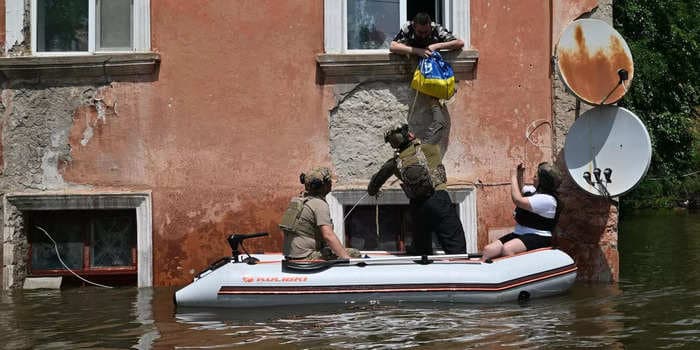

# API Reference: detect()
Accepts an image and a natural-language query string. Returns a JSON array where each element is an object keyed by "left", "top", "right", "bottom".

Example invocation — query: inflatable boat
[{"left": 175, "top": 233, "right": 577, "bottom": 308}]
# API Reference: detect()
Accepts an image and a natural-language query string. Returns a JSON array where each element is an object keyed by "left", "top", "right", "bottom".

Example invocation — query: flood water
[{"left": 1, "top": 209, "right": 699, "bottom": 349}]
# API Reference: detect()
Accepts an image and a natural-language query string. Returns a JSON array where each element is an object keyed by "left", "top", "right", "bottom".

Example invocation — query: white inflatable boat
[{"left": 175, "top": 233, "right": 577, "bottom": 308}]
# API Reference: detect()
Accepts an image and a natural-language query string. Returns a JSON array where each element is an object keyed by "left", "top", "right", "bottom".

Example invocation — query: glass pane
[
  {"left": 36, "top": 0, "right": 89, "bottom": 52},
  {"left": 346, "top": 0, "right": 399, "bottom": 50},
  {"left": 91, "top": 211, "right": 135, "bottom": 267},
  {"left": 98, "top": 0, "right": 133, "bottom": 50},
  {"left": 30, "top": 218, "right": 84, "bottom": 270}
]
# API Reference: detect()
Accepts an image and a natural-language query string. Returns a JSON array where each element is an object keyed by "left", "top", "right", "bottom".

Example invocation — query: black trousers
[{"left": 410, "top": 190, "right": 467, "bottom": 255}]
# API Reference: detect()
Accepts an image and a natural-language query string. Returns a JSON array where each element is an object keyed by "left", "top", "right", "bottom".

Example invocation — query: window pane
[
  {"left": 30, "top": 218, "right": 84, "bottom": 270},
  {"left": 91, "top": 211, "right": 136, "bottom": 267},
  {"left": 36, "top": 0, "right": 88, "bottom": 52},
  {"left": 346, "top": 0, "right": 399, "bottom": 50},
  {"left": 98, "top": 0, "right": 133, "bottom": 50}
]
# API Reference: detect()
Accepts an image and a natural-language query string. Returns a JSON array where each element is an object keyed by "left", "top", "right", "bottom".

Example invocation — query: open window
[
  {"left": 324, "top": 0, "right": 470, "bottom": 54},
  {"left": 327, "top": 188, "right": 477, "bottom": 253}
]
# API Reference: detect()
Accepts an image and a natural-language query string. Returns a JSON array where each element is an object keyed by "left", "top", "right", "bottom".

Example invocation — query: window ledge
[
  {"left": 0, "top": 52, "right": 160, "bottom": 81},
  {"left": 317, "top": 49, "right": 478, "bottom": 84}
]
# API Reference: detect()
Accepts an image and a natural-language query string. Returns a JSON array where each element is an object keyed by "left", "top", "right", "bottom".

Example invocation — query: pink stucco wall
[{"left": 53, "top": 0, "right": 613, "bottom": 286}]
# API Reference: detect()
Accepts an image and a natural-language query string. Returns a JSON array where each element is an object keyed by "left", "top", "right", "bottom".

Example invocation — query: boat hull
[{"left": 175, "top": 249, "right": 577, "bottom": 308}]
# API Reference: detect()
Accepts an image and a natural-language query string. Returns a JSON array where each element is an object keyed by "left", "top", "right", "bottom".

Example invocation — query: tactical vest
[
  {"left": 514, "top": 192, "right": 559, "bottom": 231},
  {"left": 279, "top": 196, "right": 323, "bottom": 249},
  {"left": 396, "top": 142, "right": 446, "bottom": 200}
]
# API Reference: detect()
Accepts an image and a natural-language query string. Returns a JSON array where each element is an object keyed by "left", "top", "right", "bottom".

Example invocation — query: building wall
[{"left": 0, "top": 0, "right": 618, "bottom": 287}]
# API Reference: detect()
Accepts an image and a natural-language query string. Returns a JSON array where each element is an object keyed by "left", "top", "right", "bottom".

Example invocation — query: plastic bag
[{"left": 410, "top": 51, "right": 455, "bottom": 100}]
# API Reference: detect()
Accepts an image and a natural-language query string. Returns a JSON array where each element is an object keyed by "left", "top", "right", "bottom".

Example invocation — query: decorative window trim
[
  {"left": 4, "top": 0, "right": 150, "bottom": 55},
  {"left": 2, "top": 192, "right": 152, "bottom": 289},
  {"left": 29, "top": 0, "right": 151, "bottom": 55},
  {"left": 324, "top": 0, "right": 470, "bottom": 54},
  {"left": 326, "top": 188, "right": 477, "bottom": 253}
]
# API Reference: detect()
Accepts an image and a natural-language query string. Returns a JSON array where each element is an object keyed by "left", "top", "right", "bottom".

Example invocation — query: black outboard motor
[
  {"left": 228, "top": 232, "right": 269, "bottom": 263},
  {"left": 193, "top": 232, "right": 269, "bottom": 280}
]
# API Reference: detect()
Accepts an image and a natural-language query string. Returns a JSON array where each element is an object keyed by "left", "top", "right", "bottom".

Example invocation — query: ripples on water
[{"left": 0, "top": 210, "right": 698, "bottom": 349}]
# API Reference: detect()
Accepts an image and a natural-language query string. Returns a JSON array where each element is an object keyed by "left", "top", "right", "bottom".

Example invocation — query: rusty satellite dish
[
  {"left": 555, "top": 19, "right": 634, "bottom": 105},
  {"left": 564, "top": 106, "right": 651, "bottom": 197}
]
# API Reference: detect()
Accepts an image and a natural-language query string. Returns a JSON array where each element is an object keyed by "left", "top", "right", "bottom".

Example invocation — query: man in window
[
  {"left": 390, "top": 12, "right": 464, "bottom": 58},
  {"left": 390, "top": 12, "right": 464, "bottom": 159}
]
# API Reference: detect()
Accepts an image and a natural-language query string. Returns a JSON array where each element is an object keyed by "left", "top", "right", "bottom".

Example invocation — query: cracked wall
[{"left": 552, "top": 0, "right": 619, "bottom": 281}]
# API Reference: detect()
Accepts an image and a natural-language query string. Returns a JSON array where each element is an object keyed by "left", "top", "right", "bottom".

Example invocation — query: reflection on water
[{"left": 0, "top": 210, "right": 699, "bottom": 349}]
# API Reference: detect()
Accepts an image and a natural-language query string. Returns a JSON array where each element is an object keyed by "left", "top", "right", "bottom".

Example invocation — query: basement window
[
  {"left": 3, "top": 193, "right": 152, "bottom": 289},
  {"left": 27, "top": 209, "right": 137, "bottom": 278},
  {"left": 327, "top": 188, "right": 477, "bottom": 253}
]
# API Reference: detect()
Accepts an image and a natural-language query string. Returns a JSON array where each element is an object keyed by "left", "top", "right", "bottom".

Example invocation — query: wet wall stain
[
  {"left": 155, "top": 191, "right": 288, "bottom": 286},
  {"left": 558, "top": 25, "right": 634, "bottom": 105}
]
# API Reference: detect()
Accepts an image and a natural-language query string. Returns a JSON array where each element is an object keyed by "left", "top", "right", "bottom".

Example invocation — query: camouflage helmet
[
  {"left": 537, "top": 162, "right": 562, "bottom": 193},
  {"left": 300, "top": 167, "right": 332, "bottom": 193},
  {"left": 384, "top": 123, "right": 411, "bottom": 149}
]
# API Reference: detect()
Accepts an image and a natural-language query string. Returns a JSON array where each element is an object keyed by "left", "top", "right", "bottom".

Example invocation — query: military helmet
[
  {"left": 384, "top": 123, "right": 411, "bottom": 149},
  {"left": 300, "top": 166, "right": 332, "bottom": 193}
]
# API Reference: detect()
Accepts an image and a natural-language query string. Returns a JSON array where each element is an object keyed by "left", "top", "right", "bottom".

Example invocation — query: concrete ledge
[
  {"left": 317, "top": 49, "right": 478, "bottom": 84},
  {"left": 0, "top": 52, "right": 160, "bottom": 82},
  {"left": 23, "top": 277, "right": 62, "bottom": 290}
]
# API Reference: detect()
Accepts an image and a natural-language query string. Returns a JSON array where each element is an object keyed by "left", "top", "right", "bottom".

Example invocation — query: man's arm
[
  {"left": 390, "top": 41, "right": 432, "bottom": 57},
  {"left": 320, "top": 225, "right": 351, "bottom": 259},
  {"left": 368, "top": 158, "right": 398, "bottom": 196},
  {"left": 427, "top": 38, "right": 464, "bottom": 52}
]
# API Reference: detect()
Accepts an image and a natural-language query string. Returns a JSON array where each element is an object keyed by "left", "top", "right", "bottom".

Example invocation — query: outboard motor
[{"left": 227, "top": 232, "right": 269, "bottom": 263}]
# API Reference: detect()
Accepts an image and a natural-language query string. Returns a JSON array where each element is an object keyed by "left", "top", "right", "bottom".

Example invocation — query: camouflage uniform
[
  {"left": 281, "top": 167, "right": 361, "bottom": 260},
  {"left": 369, "top": 135, "right": 466, "bottom": 255}
]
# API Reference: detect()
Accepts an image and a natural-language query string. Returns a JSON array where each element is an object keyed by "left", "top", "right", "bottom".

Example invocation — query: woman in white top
[{"left": 482, "top": 162, "right": 562, "bottom": 261}]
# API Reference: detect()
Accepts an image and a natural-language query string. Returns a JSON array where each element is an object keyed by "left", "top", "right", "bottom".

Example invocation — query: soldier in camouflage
[
  {"left": 367, "top": 124, "right": 467, "bottom": 255},
  {"left": 280, "top": 167, "right": 362, "bottom": 260}
]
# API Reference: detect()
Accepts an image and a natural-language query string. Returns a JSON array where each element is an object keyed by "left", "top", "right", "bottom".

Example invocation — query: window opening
[
  {"left": 343, "top": 204, "right": 455, "bottom": 252},
  {"left": 407, "top": 0, "right": 440, "bottom": 24},
  {"left": 36, "top": 0, "right": 89, "bottom": 52},
  {"left": 31, "top": 0, "right": 148, "bottom": 54},
  {"left": 27, "top": 209, "right": 137, "bottom": 279}
]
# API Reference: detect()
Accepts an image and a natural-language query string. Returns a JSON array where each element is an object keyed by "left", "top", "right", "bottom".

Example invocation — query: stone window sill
[
  {"left": 0, "top": 53, "right": 160, "bottom": 81},
  {"left": 317, "top": 49, "right": 478, "bottom": 84}
]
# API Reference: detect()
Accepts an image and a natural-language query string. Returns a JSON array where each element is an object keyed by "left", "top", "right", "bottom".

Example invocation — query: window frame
[
  {"left": 3, "top": 192, "right": 153, "bottom": 289},
  {"left": 27, "top": 209, "right": 138, "bottom": 276},
  {"left": 324, "top": 0, "right": 470, "bottom": 54},
  {"left": 29, "top": 0, "right": 151, "bottom": 56},
  {"left": 327, "top": 188, "right": 478, "bottom": 253}
]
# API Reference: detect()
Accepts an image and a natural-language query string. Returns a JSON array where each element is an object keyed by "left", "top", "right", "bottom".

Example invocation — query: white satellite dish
[
  {"left": 564, "top": 106, "right": 651, "bottom": 197},
  {"left": 555, "top": 19, "right": 634, "bottom": 105}
]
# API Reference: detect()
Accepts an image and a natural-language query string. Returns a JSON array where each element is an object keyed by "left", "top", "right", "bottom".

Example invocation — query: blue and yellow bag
[{"left": 410, "top": 52, "right": 455, "bottom": 100}]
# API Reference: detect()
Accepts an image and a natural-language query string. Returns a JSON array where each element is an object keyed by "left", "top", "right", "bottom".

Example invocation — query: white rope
[
  {"left": 36, "top": 226, "right": 114, "bottom": 289},
  {"left": 343, "top": 193, "right": 369, "bottom": 221}
]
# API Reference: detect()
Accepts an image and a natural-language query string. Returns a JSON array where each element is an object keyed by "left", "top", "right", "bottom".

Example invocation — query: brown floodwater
[{"left": 1, "top": 209, "right": 699, "bottom": 349}]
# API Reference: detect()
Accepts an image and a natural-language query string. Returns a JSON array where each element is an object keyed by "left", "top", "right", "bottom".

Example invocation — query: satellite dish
[
  {"left": 555, "top": 19, "right": 634, "bottom": 105},
  {"left": 564, "top": 106, "right": 651, "bottom": 197}
]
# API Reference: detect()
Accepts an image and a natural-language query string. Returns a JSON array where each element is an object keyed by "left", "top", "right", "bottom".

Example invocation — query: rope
[
  {"left": 343, "top": 193, "right": 369, "bottom": 221},
  {"left": 35, "top": 226, "right": 114, "bottom": 289}
]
